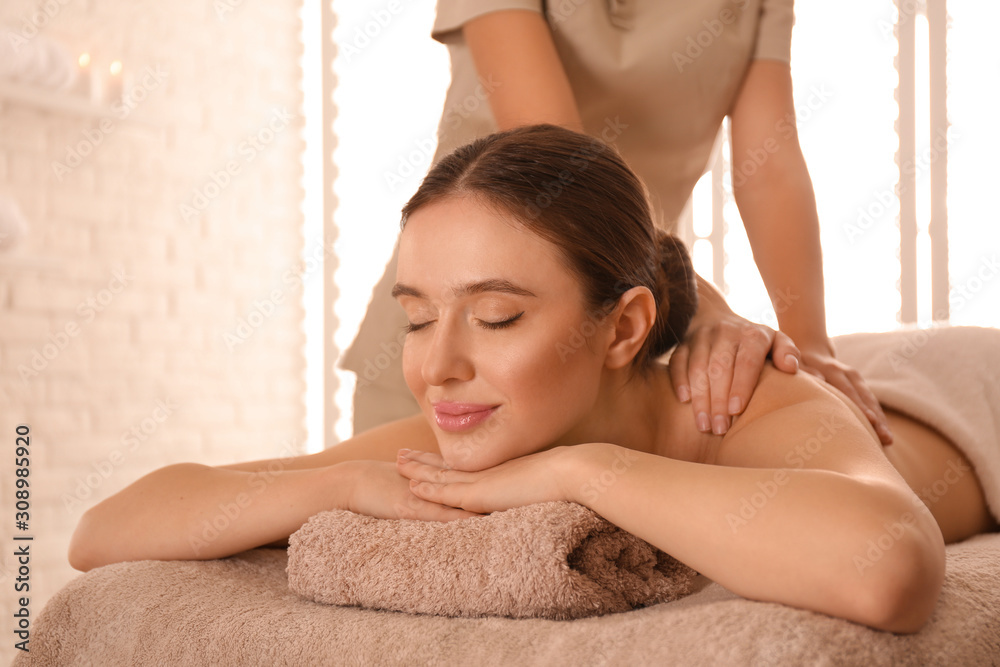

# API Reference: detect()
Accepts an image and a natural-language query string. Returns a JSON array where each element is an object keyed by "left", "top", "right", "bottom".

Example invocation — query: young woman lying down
[{"left": 69, "top": 125, "right": 997, "bottom": 634}]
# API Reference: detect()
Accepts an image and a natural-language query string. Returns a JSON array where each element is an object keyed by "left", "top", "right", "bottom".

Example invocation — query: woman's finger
[
  {"left": 397, "top": 449, "right": 446, "bottom": 467},
  {"left": 409, "top": 478, "right": 478, "bottom": 513},
  {"left": 397, "top": 491, "right": 480, "bottom": 521},
  {"left": 396, "top": 454, "right": 468, "bottom": 484},
  {"left": 419, "top": 497, "right": 482, "bottom": 521}
]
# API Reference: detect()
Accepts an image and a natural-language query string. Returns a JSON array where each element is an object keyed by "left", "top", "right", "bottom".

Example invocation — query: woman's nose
[{"left": 421, "top": 319, "right": 474, "bottom": 386}]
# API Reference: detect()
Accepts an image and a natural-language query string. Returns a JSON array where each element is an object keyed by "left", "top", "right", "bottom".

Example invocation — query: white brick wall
[{"left": 0, "top": 1, "right": 307, "bottom": 662}]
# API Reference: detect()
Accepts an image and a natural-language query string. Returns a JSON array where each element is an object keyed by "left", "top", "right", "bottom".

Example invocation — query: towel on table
[
  {"left": 834, "top": 325, "right": 1000, "bottom": 523},
  {"left": 286, "top": 500, "right": 697, "bottom": 620}
]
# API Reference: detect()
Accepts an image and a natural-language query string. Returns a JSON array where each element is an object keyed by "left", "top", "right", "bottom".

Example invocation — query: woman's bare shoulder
[
  {"left": 715, "top": 364, "right": 899, "bottom": 482},
  {"left": 217, "top": 414, "right": 439, "bottom": 473}
]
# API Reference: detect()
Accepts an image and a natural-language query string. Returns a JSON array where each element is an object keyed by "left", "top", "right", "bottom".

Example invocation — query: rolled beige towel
[{"left": 286, "top": 501, "right": 697, "bottom": 620}]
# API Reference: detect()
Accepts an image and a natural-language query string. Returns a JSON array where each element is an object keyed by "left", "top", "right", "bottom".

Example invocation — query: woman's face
[{"left": 394, "top": 196, "right": 611, "bottom": 471}]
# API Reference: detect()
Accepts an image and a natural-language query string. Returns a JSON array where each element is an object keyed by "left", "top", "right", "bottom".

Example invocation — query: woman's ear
[{"left": 604, "top": 286, "right": 656, "bottom": 370}]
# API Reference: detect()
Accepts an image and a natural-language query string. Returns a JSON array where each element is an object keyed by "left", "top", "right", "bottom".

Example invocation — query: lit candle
[
  {"left": 74, "top": 53, "right": 92, "bottom": 100},
  {"left": 88, "top": 54, "right": 105, "bottom": 106},
  {"left": 106, "top": 59, "right": 123, "bottom": 103}
]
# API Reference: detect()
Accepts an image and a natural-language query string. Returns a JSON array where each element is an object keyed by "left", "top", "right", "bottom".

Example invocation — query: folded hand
[
  {"left": 342, "top": 459, "right": 479, "bottom": 522},
  {"left": 396, "top": 447, "right": 571, "bottom": 515}
]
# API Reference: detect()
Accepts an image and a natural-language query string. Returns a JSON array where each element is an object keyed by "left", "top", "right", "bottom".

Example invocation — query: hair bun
[{"left": 649, "top": 232, "right": 698, "bottom": 358}]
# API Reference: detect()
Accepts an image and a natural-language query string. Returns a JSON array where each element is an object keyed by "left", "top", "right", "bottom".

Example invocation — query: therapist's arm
[
  {"left": 463, "top": 9, "right": 582, "bottom": 131},
  {"left": 727, "top": 59, "right": 892, "bottom": 444}
]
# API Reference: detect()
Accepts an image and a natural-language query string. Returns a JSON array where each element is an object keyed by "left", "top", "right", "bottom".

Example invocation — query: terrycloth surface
[
  {"left": 834, "top": 326, "right": 1000, "bottom": 522},
  {"left": 287, "top": 501, "right": 698, "bottom": 620},
  {"left": 14, "top": 535, "right": 1000, "bottom": 666}
]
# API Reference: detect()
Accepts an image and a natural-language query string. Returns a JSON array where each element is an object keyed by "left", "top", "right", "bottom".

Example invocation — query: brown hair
[{"left": 400, "top": 124, "right": 697, "bottom": 368}]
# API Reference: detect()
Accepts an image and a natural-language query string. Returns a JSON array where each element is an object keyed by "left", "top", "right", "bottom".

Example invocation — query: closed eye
[
  {"left": 404, "top": 320, "right": 433, "bottom": 334},
  {"left": 479, "top": 312, "right": 524, "bottom": 330}
]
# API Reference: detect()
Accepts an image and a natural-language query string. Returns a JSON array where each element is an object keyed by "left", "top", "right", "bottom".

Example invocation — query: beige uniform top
[
  {"left": 343, "top": 0, "right": 796, "bottom": 433},
  {"left": 431, "top": 0, "right": 795, "bottom": 230}
]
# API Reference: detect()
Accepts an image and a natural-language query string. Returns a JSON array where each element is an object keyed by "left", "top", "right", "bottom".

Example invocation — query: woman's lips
[{"left": 432, "top": 402, "right": 498, "bottom": 432}]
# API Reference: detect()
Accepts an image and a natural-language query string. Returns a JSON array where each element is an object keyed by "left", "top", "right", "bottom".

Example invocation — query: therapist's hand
[
  {"left": 797, "top": 344, "right": 894, "bottom": 445},
  {"left": 669, "top": 312, "right": 800, "bottom": 436}
]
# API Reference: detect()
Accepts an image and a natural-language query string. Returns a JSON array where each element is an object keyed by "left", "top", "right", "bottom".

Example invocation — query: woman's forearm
[
  {"left": 566, "top": 443, "right": 944, "bottom": 632},
  {"left": 69, "top": 462, "right": 349, "bottom": 571}
]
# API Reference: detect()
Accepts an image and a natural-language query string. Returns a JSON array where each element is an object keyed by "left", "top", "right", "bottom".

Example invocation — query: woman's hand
[
  {"left": 669, "top": 311, "right": 800, "bottom": 436},
  {"left": 342, "top": 459, "right": 480, "bottom": 522},
  {"left": 395, "top": 447, "right": 572, "bottom": 514},
  {"left": 797, "top": 344, "right": 893, "bottom": 445}
]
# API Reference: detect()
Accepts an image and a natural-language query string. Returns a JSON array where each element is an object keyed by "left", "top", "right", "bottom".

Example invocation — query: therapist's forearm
[
  {"left": 686, "top": 272, "right": 734, "bottom": 330},
  {"left": 734, "top": 159, "right": 830, "bottom": 352}
]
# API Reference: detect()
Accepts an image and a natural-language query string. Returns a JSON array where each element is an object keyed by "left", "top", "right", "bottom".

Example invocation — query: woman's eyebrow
[
  {"left": 460, "top": 279, "right": 537, "bottom": 298},
  {"left": 391, "top": 283, "right": 422, "bottom": 299},
  {"left": 391, "top": 279, "right": 537, "bottom": 300}
]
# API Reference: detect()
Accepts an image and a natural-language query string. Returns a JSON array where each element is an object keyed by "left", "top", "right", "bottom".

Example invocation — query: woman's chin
[
  {"left": 438, "top": 442, "right": 511, "bottom": 472},
  {"left": 440, "top": 450, "right": 493, "bottom": 472}
]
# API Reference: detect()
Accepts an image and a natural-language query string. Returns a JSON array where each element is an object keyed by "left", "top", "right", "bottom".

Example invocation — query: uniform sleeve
[
  {"left": 752, "top": 0, "right": 795, "bottom": 62},
  {"left": 432, "top": 0, "right": 544, "bottom": 44}
]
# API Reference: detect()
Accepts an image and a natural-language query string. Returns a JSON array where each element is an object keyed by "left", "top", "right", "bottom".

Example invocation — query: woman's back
[{"left": 710, "top": 363, "right": 995, "bottom": 543}]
